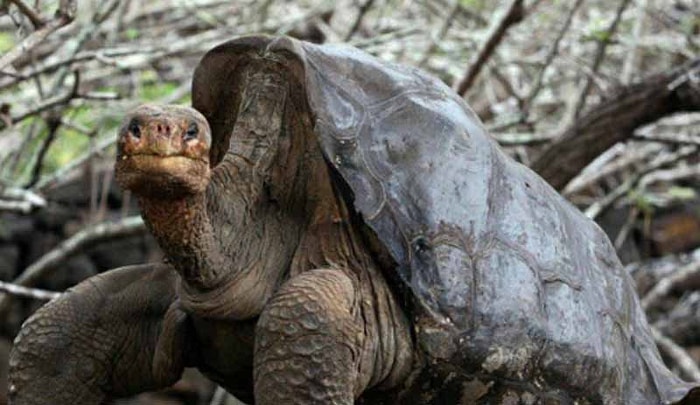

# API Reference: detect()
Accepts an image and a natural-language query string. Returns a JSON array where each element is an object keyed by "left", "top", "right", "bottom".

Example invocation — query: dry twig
[
  {"left": 418, "top": 0, "right": 461, "bottom": 68},
  {"left": 0, "top": 0, "right": 76, "bottom": 73},
  {"left": 642, "top": 260, "right": 700, "bottom": 311},
  {"left": 570, "top": 0, "right": 632, "bottom": 119},
  {"left": 6, "top": 0, "right": 45, "bottom": 29},
  {"left": 532, "top": 57, "right": 700, "bottom": 191},
  {"left": 0, "top": 216, "right": 146, "bottom": 316},
  {"left": 651, "top": 326, "right": 700, "bottom": 382},
  {"left": 0, "top": 281, "right": 60, "bottom": 301},
  {"left": 522, "top": 0, "right": 584, "bottom": 119},
  {"left": 453, "top": 0, "right": 525, "bottom": 96},
  {"left": 344, "top": 0, "right": 375, "bottom": 41},
  {"left": 584, "top": 146, "right": 697, "bottom": 219}
]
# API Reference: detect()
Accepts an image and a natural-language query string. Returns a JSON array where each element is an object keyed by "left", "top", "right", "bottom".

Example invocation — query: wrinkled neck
[{"left": 138, "top": 193, "right": 225, "bottom": 290}]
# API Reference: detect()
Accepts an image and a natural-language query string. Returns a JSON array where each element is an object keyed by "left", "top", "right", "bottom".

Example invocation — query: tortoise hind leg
[
  {"left": 8, "top": 264, "right": 189, "bottom": 404},
  {"left": 254, "top": 269, "right": 362, "bottom": 404}
]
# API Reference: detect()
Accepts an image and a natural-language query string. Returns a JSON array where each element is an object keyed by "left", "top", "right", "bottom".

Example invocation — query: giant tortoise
[{"left": 8, "top": 35, "right": 700, "bottom": 404}]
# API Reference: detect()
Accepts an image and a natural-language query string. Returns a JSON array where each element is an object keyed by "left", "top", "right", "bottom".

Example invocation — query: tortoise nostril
[{"left": 155, "top": 124, "right": 171, "bottom": 136}]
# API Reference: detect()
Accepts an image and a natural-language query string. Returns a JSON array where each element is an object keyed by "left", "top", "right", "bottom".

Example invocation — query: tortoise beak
[{"left": 144, "top": 120, "right": 180, "bottom": 156}]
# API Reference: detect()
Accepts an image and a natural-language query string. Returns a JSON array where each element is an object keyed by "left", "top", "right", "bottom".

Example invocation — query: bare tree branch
[
  {"left": 642, "top": 260, "right": 700, "bottom": 311},
  {"left": 522, "top": 0, "right": 585, "bottom": 118},
  {"left": 570, "top": 0, "right": 632, "bottom": 119},
  {"left": 633, "top": 131, "right": 700, "bottom": 147},
  {"left": 584, "top": 146, "right": 697, "bottom": 219},
  {"left": 453, "top": 0, "right": 525, "bottom": 97},
  {"left": 1, "top": 70, "right": 80, "bottom": 129},
  {"left": 34, "top": 136, "right": 115, "bottom": 192},
  {"left": 418, "top": 0, "right": 461, "bottom": 68},
  {"left": 531, "top": 57, "right": 700, "bottom": 190},
  {"left": 344, "top": 0, "right": 375, "bottom": 41},
  {"left": 620, "top": 0, "right": 648, "bottom": 84},
  {"left": 0, "top": 281, "right": 60, "bottom": 301},
  {"left": 210, "top": 387, "right": 228, "bottom": 405},
  {"left": 25, "top": 115, "right": 62, "bottom": 189},
  {"left": 0, "top": 215, "right": 146, "bottom": 316},
  {"left": 651, "top": 326, "right": 700, "bottom": 382},
  {"left": 7, "top": 0, "right": 46, "bottom": 29},
  {"left": 0, "top": 0, "right": 76, "bottom": 73}
]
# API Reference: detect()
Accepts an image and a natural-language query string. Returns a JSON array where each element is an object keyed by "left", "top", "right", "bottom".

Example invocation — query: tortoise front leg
[
  {"left": 254, "top": 269, "right": 363, "bottom": 404},
  {"left": 8, "top": 264, "right": 189, "bottom": 404}
]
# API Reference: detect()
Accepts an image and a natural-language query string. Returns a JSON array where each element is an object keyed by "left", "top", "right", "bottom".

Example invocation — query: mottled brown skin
[{"left": 8, "top": 64, "right": 413, "bottom": 404}]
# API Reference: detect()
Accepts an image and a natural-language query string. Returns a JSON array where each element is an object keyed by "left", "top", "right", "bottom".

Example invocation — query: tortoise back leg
[
  {"left": 8, "top": 264, "right": 190, "bottom": 404},
  {"left": 254, "top": 269, "right": 362, "bottom": 404}
]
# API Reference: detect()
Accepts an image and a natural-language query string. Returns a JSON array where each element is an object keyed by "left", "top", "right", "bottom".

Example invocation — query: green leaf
[
  {"left": 667, "top": 186, "right": 697, "bottom": 200},
  {"left": 0, "top": 32, "right": 15, "bottom": 53},
  {"left": 125, "top": 28, "right": 140, "bottom": 40}
]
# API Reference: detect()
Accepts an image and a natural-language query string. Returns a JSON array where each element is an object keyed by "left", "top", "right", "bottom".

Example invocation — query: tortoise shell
[{"left": 192, "top": 36, "right": 698, "bottom": 404}]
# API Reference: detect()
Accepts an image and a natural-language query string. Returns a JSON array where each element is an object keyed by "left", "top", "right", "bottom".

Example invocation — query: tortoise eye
[
  {"left": 128, "top": 118, "right": 140, "bottom": 139},
  {"left": 184, "top": 122, "right": 198, "bottom": 141}
]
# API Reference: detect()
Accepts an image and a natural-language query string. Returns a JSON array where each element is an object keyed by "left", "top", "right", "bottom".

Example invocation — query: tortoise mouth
[
  {"left": 120, "top": 153, "right": 208, "bottom": 165},
  {"left": 116, "top": 154, "right": 210, "bottom": 198}
]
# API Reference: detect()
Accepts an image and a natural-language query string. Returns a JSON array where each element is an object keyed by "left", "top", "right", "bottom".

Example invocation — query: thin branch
[
  {"left": 639, "top": 164, "right": 700, "bottom": 188},
  {"left": 651, "top": 326, "right": 700, "bottom": 382},
  {"left": 667, "top": 63, "right": 700, "bottom": 91},
  {"left": 633, "top": 132, "right": 700, "bottom": 147},
  {"left": 0, "top": 186, "right": 47, "bottom": 213},
  {"left": 210, "top": 387, "right": 228, "bottom": 405},
  {"left": 532, "top": 57, "right": 700, "bottom": 191},
  {"left": 77, "top": 91, "right": 120, "bottom": 100},
  {"left": 0, "top": 215, "right": 146, "bottom": 316},
  {"left": 1, "top": 70, "right": 80, "bottom": 129},
  {"left": 0, "top": 281, "right": 60, "bottom": 301},
  {"left": 584, "top": 146, "right": 697, "bottom": 219},
  {"left": 0, "top": 0, "right": 76, "bottom": 72},
  {"left": 613, "top": 206, "right": 638, "bottom": 250},
  {"left": 2, "top": 187, "right": 46, "bottom": 205},
  {"left": 418, "top": 0, "right": 461, "bottom": 68},
  {"left": 489, "top": 63, "right": 523, "bottom": 107},
  {"left": 620, "top": 0, "right": 648, "bottom": 84},
  {"left": 344, "top": 0, "right": 375, "bottom": 41},
  {"left": 96, "top": 165, "right": 113, "bottom": 222},
  {"left": 351, "top": 26, "right": 421, "bottom": 50},
  {"left": 453, "top": 0, "right": 525, "bottom": 97},
  {"left": 571, "top": 0, "right": 632, "bottom": 119},
  {"left": 48, "top": 0, "right": 119, "bottom": 97},
  {"left": 522, "top": 0, "right": 584, "bottom": 118},
  {"left": 583, "top": 175, "right": 634, "bottom": 220},
  {"left": 0, "top": 47, "right": 155, "bottom": 91},
  {"left": 60, "top": 117, "right": 95, "bottom": 136},
  {"left": 25, "top": 115, "right": 62, "bottom": 188},
  {"left": 7, "top": 0, "right": 46, "bottom": 29},
  {"left": 0, "top": 199, "right": 40, "bottom": 214},
  {"left": 642, "top": 259, "right": 700, "bottom": 311},
  {"left": 34, "top": 136, "right": 116, "bottom": 192},
  {"left": 563, "top": 143, "right": 659, "bottom": 196},
  {"left": 491, "top": 132, "right": 554, "bottom": 146}
]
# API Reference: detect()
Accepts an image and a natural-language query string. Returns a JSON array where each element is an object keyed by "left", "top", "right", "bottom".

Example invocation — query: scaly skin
[
  {"left": 9, "top": 61, "right": 413, "bottom": 404},
  {"left": 8, "top": 264, "right": 186, "bottom": 404}
]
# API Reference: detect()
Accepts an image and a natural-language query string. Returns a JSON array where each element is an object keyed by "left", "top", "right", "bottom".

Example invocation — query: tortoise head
[{"left": 115, "top": 104, "right": 212, "bottom": 199}]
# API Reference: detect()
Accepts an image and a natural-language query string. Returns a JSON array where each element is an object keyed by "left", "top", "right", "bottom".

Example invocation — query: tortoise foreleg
[
  {"left": 8, "top": 264, "right": 189, "bottom": 404},
  {"left": 254, "top": 269, "right": 362, "bottom": 404}
]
